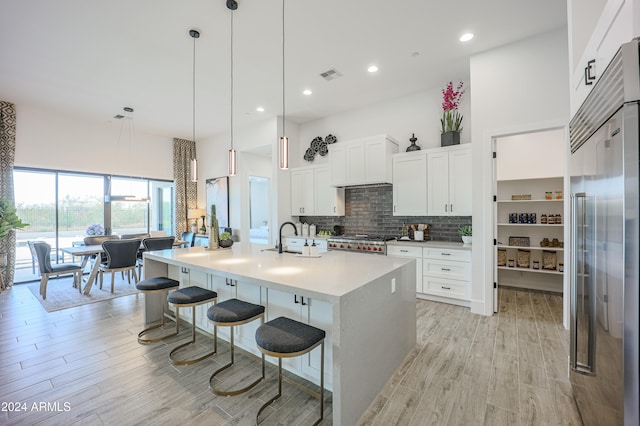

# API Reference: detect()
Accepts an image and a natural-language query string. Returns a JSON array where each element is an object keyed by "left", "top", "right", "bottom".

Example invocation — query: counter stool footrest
[{"left": 169, "top": 304, "right": 217, "bottom": 365}]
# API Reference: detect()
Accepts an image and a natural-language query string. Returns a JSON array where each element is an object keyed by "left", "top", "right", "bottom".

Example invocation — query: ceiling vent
[{"left": 320, "top": 68, "right": 342, "bottom": 81}]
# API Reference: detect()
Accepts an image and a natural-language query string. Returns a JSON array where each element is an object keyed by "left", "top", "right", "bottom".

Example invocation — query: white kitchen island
[{"left": 143, "top": 244, "right": 416, "bottom": 426}]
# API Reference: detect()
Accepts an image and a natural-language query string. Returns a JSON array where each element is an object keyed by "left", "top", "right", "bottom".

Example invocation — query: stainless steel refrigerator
[{"left": 569, "top": 39, "right": 639, "bottom": 425}]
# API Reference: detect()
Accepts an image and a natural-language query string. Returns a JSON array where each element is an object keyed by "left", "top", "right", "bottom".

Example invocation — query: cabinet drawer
[
  {"left": 423, "top": 277, "right": 469, "bottom": 300},
  {"left": 423, "top": 248, "right": 471, "bottom": 262},
  {"left": 423, "top": 259, "right": 471, "bottom": 281},
  {"left": 387, "top": 245, "right": 422, "bottom": 258}
]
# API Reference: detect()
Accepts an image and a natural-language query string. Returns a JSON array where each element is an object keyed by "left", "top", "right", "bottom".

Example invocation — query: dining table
[{"left": 60, "top": 240, "right": 187, "bottom": 295}]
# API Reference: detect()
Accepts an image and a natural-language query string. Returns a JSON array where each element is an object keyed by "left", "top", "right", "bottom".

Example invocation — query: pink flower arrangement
[{"left": 440, "top": 81, "right": 465, "bottom": 134}]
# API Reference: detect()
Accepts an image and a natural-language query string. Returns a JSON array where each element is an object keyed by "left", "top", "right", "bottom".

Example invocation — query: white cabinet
[
  {"left": 291, "top": 165, "right": 344, "bottom": 216},
  {"left": 392, "top": 152, "right": 427, "bottom": 216},
  {"left": 427, "top": 145, "right": 472, "bottom": 216},
  {"left": 496, "top": 177, "right": 565, "bottom": 292},
  {"left": 291, "top": 167, "right": 315, "bottom": 215},
  {"left": 329, "top": 134, "right": 399, "bottom": 186},
  {"left": 568, "top": 0, "right": 640, "bottom": 116},
  {"left": 387, "top": 244, "right": 423, "bottom": 293},
  {"left": 265, "top": 287, "right": 333, "bottom": 388},
  {"left": 422, "top": 248, "right": 471, "bottom": 302},
  {"left": 314, "top": 166, "right": 345, "bottom": 216}
]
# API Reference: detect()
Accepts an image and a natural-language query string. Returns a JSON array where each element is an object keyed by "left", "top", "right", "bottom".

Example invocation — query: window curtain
[
  {"left": 173, "top": 138, "right": 198, "bottom": 238},
  {"left": 0, "top": 101, "right": 17, "bottom": 290}
]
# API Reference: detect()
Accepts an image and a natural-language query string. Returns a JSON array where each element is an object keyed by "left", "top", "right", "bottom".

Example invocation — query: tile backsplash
[{"left": 300, "top": 185, "right": 471, "bottom": 242}]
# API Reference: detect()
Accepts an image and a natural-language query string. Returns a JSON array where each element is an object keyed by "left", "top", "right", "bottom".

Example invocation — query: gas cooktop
[{"left": 327, "top": 235, "right": 394, "bottom": 254}]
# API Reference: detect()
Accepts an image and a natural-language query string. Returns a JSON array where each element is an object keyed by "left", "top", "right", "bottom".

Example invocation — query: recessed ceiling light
[
  {"left": 256, "top": 106, "right": 264, "bottom": 112},
  {"left": 411, "top": 52, "right": 420, "bottom": 57},
  {"left": 367, "top": 65, "right": 379, "bottom": 73},
  {"left": 459, "top": 33, "right": 474, "bottom": 42},
  {"left": 303, "top": 89, "right": 312, "bottom": 96}
]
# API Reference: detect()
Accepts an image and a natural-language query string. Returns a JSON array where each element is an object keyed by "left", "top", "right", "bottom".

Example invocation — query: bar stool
[
  {"left": 206, "top": 298, "right": 266, "bottom": 396},
  {"left": 255, "top": 316, "right": 326, "bottom": 425},
  {"left": 167, "top": 286, "right": 218, "bottom": 365},
  {"left": 135, "top": 277, "right": 180, "bottom": 344}
]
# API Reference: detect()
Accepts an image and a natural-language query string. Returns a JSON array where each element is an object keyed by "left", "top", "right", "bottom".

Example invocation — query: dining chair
[
  {"left": 27, "top": 240, "right": 39, "bottom": 274},
  {"left": 137, "top": 236, "right": 176, "bottom": 278},
  {"left": 120, "top": 233, "right": 150, "bottom": 240},
  {"left": 32, "top": 241, "right": 83, "bottom": 299},
  {"left": 99, "top": 239, "right": 142, "bottom": 293},
  {"left": 83, "top": 235, "right": 119, "bottom": 265},
  {"left": 180, "top": 231, "right": 195, "bottom": 248}
]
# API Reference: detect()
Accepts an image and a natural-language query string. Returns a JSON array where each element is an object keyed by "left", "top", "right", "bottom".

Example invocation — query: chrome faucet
[{"left": 278, "top": 221, "right": 298, "bottom": 253}]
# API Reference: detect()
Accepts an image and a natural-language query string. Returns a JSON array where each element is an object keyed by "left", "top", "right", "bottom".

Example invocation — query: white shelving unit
[{"left": 496, "top": 176, "right": 565, "bottom": 292}]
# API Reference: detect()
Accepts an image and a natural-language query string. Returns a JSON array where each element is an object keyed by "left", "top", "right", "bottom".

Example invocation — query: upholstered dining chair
[
  {"left": 99, "top": 239, "right": 141, "bottom": 293},
  {"left": 32, "top": 241, "right": 83, "bottom": 299},
  {"left": 180, "top": 231, "right": 195, "bottom": 248},
  {"left": 137, "top": 236, "right": 176, "bottom": 278},
  {"left": 120, "top": 233, "right": 150, "bottom": 240},
  {"left": 84, "top": 235, "right": 119, "bottom": 265}
]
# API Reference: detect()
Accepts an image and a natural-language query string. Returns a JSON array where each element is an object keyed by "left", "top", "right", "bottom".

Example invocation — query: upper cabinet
[
  {"left": 427, "top": 145, "right": 472, "bottom": 216},
  {"left": 329, "top": 134, "right": 399, "bottom": 186},
  {"left": 392, "top": 151, "right": 427, "bottom": 216},
  {"left": 291, "top": 165, "right": 344, "bottom": 216},
  {"left": 568, "top": 0, "right": 640, "bottom": 115}
]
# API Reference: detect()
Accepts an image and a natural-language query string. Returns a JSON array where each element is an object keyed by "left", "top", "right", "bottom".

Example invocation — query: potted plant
[
  {"left": 440, "top": 81, "right": 465, "bottom": 146},
  {"left": 219, "top": 231, "right": 233, "bottom": 248},
  {"left": 0, "top": 198, "right": 29, "bottom": 268},
  {"left": 458, "top": 225, "right": 472, "bottom": 244}
]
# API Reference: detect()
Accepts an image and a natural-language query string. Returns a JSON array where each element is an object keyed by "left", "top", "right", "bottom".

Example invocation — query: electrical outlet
[{"left": 391, "top": 278, "right": 396, "bottom": 294}]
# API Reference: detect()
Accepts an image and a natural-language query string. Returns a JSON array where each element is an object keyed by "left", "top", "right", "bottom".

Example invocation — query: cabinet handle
[
  {"left": 445, "top": 204, "right": 448, "bottom": 212},
  {"left": 441, "top": 286, "right": 451, "bottom": 290},
  {"left": 441, "top": 268, "right": 451, "bottom": 271},
  {"left": 394, "top": 205, "right": 396, "bottom": 212},
  {"left": 334, "top": 206, "right": 336, "bottom": 213},
  {"left": 181, "top": 267, "right": 189, "bottom": 274},
  {"left": 450, "top": 204, "right": 453, "bottom": 212},
  {"left": 225, "top": 278, "right": 235, "bottom": 287},
  {"left": 400, "top": 249, "right": 409, "bottom": 253},
  {"left": 585, "top": 59, "right": 596, "bottom": 86},
  {"left": 441, "top": 252, "right": 451, "bottom": 256},
  {"left": 301, "top": 296, "right": 307, "bottom": 306},
  {"left": 294, "top": 294, "right": 307, "bottom": 305},
  {"left": 294, "top": 295, "right": 299, "bottom": 304}
]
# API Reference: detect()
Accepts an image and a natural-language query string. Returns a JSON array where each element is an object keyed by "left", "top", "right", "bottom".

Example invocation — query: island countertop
[{"left": 144, "top": 243, "right": 414, "bottom": 303}]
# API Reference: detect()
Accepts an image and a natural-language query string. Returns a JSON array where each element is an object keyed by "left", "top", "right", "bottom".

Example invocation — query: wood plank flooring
[
  {"left": 357, "top": 287, "right": 583, "bottom": 426},
  {"left": 1, "top": 280, "right": 583, "bottom": 425}
]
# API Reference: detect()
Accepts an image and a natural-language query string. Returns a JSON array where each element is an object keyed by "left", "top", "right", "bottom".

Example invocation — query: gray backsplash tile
[{"left": 300, "top": 185, "right": 471, "bottom": 242}]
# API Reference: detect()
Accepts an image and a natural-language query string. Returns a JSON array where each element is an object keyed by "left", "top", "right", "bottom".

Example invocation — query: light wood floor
[{"left": 1, "top": 280, "right": 582, "bottom": 425}]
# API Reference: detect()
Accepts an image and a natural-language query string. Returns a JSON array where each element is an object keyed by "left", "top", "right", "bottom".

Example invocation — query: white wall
[
  {"left": 296, "top": 83, "right": 471, "bottom": 167},
  {"left": 470, "top": 28, "right": 570, "bottom": 315},
  {"left": 14, "top": 103, "right": 173, "bottom": 179},
  {"left": 496, "top": 129, "right": 566, "bottom": 180}
]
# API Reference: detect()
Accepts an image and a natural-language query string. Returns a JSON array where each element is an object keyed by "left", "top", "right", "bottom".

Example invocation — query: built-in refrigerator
[{"left": 569, "top": 38, "right": 639, "bottom": 425}]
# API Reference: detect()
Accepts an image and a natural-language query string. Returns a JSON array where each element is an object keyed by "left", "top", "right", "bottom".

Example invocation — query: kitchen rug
[{"left": 27, "top": 276, "right": 139, "bottom": 312}]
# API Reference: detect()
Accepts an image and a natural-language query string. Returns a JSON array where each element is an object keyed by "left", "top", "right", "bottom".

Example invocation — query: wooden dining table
[{"left": 60, "top": 240, "right": 187, "bottom": 295}]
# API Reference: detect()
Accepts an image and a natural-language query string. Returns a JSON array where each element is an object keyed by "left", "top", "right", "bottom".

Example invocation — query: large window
[{"left": 12, "top": 168, "right": 174, "bottom": 283}]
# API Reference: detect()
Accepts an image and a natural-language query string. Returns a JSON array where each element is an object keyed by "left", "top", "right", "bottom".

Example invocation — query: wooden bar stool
[
  {"left": 167, "top": 286, "right": 218, "bottom": 365},
  {"left": 206, "top": 298, "right": 266, "bottom": 396},
  {"left": 135, "top": 276, "right": 180, "bottom": 344},
  {"left": 255, "top": 316, "right": 326, "bottom": 425}
]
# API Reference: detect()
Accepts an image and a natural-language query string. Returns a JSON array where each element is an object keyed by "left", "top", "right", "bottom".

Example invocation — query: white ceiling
[{"left": 0, "top": 0, "right": 567, "bottom": 141}]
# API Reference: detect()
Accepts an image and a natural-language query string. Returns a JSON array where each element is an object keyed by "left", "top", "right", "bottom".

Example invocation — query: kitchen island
[{"left": 143, "top": 244, "right": 416, "bottom": 426}]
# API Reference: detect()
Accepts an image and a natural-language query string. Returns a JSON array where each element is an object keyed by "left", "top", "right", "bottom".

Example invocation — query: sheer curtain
[
  {"left": 173, "top": 138, "right": 198, "bottom": 238},
  {"left": 0, "top": 101, "right": 17, "bottom": 289}
]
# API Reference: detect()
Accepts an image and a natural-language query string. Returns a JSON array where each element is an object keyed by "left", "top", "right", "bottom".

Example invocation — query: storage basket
[{"left": 509, "top": 236, "right": 530, "bottom": 247}]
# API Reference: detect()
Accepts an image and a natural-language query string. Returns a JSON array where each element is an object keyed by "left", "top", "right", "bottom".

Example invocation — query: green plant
[
  {"left": 458, "top": 225, "right": 472, "bottom": 236},
  {"left": 0, "top": 198, "right": 29, "bottom": 239},
  {"left": 220, "top": 231, "right": 231, "bottom": 240}
]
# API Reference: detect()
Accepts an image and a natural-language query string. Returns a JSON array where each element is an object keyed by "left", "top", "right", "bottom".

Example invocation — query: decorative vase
[
  {"left": 191, "top": 224, "right": 198, "bottom": 234},
  {"left": 441, "top": 131, "right": 460, "bottom": 147},
  {"left": 461, "top": 235, "right": 472, "bottom": 244},
  {"left": 406, "top": 133, "right": 421, "bottom": 152},
  {"left": 219, "top": 239, "right": 233, "bottom": 248}
]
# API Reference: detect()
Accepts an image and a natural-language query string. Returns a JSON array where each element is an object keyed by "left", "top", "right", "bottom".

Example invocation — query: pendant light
[
  {"left": 227, "top": 0, "right": 237, "bottom": 176},
  {"left": 279, "top": 0, "right": 289, "bottom": 170},
  {"left": 189, "top": 29, "right": 200, "bottom": 182}
]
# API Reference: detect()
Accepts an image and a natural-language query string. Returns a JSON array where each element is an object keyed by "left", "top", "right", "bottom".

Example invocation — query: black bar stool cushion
[
  {"left": 207, "top": 298, "right": 265, "bottom": 323},
  {"left": 255, "top": 316, "right": 326, "bottom": 354},
  {"left": 136, "top": 277, "right": 180, "bottom": 291},
  {"left": 167, "top": 286, "right": 218, "bottom": 305}
]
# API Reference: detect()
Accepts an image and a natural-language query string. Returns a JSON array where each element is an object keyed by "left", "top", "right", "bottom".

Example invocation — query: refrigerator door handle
[{"left": 570, "top": 192, "right": 596, "bottom": 375}]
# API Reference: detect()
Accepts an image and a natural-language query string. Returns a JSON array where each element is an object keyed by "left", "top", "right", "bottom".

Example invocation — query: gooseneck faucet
[{"left": 278, "top": 221, "right": 298, "bottom": 253}]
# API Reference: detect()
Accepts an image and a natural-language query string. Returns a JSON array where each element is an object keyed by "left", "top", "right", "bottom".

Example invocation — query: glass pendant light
[
  {"left": 279, "top": 0, "right": 289, "bottom": 170},
  {"left": 228, "top": 3, "right": 237, "bottom": 176},
  {"left": 189, "top": 29, "right": 200, "bottom": 183}
]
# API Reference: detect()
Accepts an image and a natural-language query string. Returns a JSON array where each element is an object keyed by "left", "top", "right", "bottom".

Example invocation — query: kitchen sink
[{"left": 261, "top": 248, "right": 301, "bottom": 254}]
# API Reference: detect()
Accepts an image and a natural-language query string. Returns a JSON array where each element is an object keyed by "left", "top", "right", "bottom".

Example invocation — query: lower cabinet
[
  {"left": 422, "top": 248, "right": 471, "bottom": 303},
  {"left": 386, "top": 245, "right": 423, "bottom": 293},
  {"left": 265, "top": 287, "right": 333, "bottom": 388}
]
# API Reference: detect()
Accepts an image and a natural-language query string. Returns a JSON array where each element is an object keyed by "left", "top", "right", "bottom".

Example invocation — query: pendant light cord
[
  {"left": 230, "top": 11, "right": 234, "bottom": 150},
  {"left": 192, "top": 33, "right": 197, "bottom": 145},
  {"left": 282, "top": 0, "right": 285, "bottom": 136}
]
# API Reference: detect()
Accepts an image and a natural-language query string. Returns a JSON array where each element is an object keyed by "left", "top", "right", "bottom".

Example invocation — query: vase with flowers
[
  {"left": 440, "top": 81, "right": 465, "bottom": 146},
  {"left": 85, "top": 223, "right": 105, "bottom": 236}
]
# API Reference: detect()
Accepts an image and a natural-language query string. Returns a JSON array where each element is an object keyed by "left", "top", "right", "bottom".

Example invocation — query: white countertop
[
  {"left": 144, "top": 243, "right": 413, "bottom": 303},
  {"left": 387, "top": 239, "right": 472, "bottom": 250}
]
